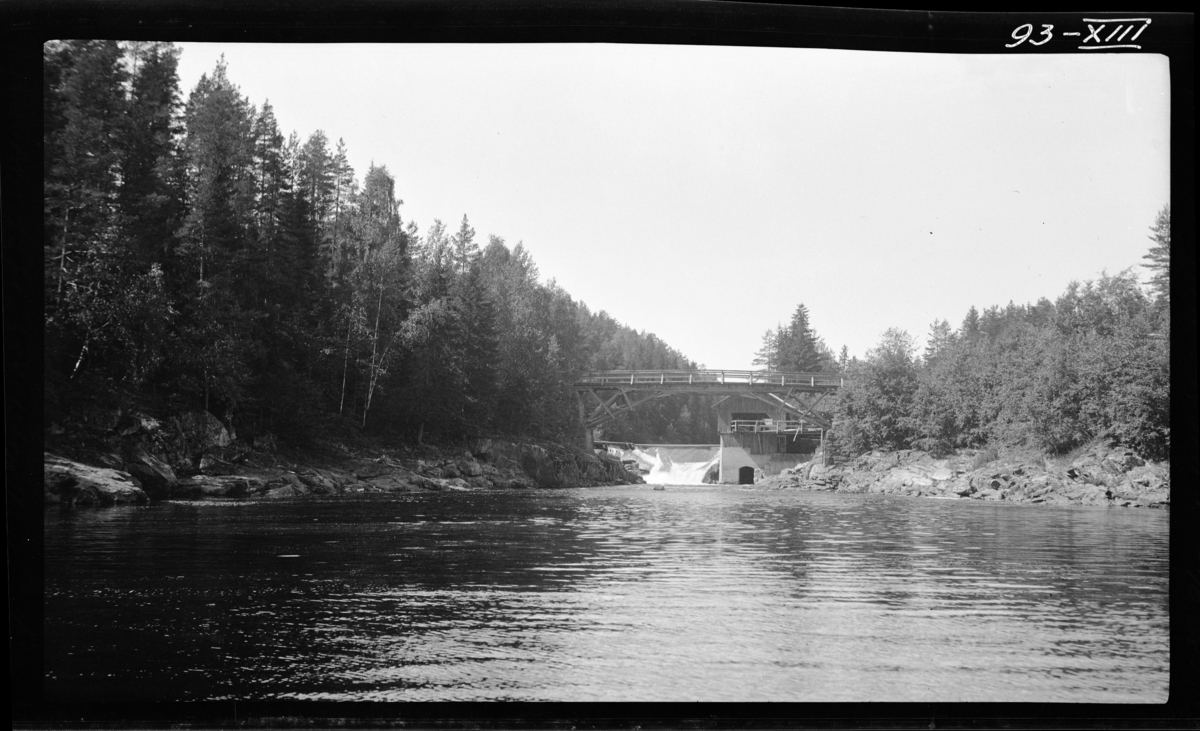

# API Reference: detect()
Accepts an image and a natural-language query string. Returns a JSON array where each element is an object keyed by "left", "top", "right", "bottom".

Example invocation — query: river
[{"left": 44, "top": 486, "right": 1169, "bottom": 702}]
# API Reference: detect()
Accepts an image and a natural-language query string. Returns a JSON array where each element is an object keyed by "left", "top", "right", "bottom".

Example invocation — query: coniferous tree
[
  {"left": 44, "top": 40, "right": 136, "bottom": 384},
  {"left": 180, "top": 56, "right": 256, "bottom": 285},
  {"left": 118, "top": 41, "right": 184, "bottom": 268},
  {"left": 1143, "top": 204, "right": 1170, "bottom": 307},
  {"left": 298, "top": 130, "right": 335, "bottom": 232},
  {"left": 837, "top": 345, "right": 851, "bottom": 372},
  {"left": 451, "top": 215, "right": 479, "bottom": 276},
  {"left": 175, "top": 57, "right": 259, "bottom": 414},
  {"left": 923, "top": 319, "right": 954, "bottom": 365},
  {"left": 960, "top": 306, "right": 981, "bottom": 340},
  {"left": 774, "top": 304, "right": 835, "bottom": 372},
  {"left": 752, "top": 328, "right": 779, "bottom": 370},
  {"left": 250, "top": 101, "right": 289, "bottom": 246},
  {"left": 45, "top": 40, "right": 128, "bottom": 306},
  {"left": 324, "top": 138, "right": 357, "bottom": 281}
]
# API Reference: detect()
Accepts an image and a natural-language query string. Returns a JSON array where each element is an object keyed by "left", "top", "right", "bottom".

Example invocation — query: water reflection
[{"left": 45, "top": 487, "right": 1168, "bottom": 702}]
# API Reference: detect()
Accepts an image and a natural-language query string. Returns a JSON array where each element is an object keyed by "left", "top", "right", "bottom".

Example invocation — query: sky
[{"left": 174, "top": 43, "right": 1169, "bottom": 370}]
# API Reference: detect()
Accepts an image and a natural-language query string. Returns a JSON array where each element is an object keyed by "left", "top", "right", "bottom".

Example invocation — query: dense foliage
[
  {"left": 829, "top": 216, "right": 1171, "bottom": 461},
  {"left": 44, "top": 42, "right": 718, "bottom": 447}
]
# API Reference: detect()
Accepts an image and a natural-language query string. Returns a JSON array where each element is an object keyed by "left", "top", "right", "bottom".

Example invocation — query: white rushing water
[{"left": 624, "top": 445, "right": 720, "bottom": 485}]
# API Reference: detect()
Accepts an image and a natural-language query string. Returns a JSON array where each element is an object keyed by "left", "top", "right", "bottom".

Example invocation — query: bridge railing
[
  {"left": 728, "top": 419, "right": 825, "bottom": 434},
  {"left": 575, "top": 369, "right": 843, "bottom": 388}
]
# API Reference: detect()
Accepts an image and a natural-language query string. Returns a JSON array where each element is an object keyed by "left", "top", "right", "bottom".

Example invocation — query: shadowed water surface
[{"left": 44, "top": 486, "right": 1168, "bottom": 702}]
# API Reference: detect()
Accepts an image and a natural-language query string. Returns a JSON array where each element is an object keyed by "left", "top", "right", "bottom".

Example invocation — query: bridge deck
[{"left": 575, "top": 369, "right": 842, "bottom": 392}]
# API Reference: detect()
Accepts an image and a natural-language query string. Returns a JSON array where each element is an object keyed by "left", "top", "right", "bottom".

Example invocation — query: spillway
[{"left": 607, "top": 444, "right": 720, "bottom": 485}]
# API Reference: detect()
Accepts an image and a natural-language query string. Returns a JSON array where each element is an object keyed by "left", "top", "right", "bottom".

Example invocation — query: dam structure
[{"left": 575, "top": 370, "right": 841, "bottom": 484}]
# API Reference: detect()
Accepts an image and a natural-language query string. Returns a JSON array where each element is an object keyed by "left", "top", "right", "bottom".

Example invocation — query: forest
[
  {"left": 44, "top": 40, "right": 1170, "bottom": 464},
  {"left": 749, "top": 209, "right": 1170, "bottom": 462},
  {"left": 828, "top": 246, "right": 1171, "bottom": 462},
  {"left": 43, "top": 40, "right": 718, "bottom": 449}
]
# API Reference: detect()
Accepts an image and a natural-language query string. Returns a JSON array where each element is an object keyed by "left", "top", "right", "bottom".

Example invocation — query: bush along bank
[
  {"left": 759, "top": 440, "right": 1168, "bottom": 508},
  {"left": 43, "top": 408, "right": 642, "bottom": 506}
]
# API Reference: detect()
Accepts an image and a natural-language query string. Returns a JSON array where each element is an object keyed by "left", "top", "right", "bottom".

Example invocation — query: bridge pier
[{"left": 576, "top": 391, "right": 595, "bottom": 452}]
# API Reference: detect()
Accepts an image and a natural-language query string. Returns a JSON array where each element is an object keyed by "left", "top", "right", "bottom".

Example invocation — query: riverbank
[
  {"left": 43, "top": 407, "right": 642, "bottom": 507},
  {"left": 759, "top": 441, "right": 1169, "bottom": 508}
]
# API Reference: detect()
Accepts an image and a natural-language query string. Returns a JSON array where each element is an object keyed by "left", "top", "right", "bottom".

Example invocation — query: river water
[{"left": 44, "top": 486, "right": 1169, "bottom": 703}]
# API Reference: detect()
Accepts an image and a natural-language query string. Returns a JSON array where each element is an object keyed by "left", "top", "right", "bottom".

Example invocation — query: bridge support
[{"left": 576, "top": 391, "right": 595, "bottom": 452}]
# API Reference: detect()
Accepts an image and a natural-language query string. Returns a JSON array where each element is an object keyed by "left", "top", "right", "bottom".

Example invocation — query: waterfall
[{"left": 611, "top": 445, "right": 720, "bottom": 485}]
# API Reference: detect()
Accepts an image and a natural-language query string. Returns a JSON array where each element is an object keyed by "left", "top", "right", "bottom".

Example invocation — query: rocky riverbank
[
  {"left": 43, "top": 407, "right": 642, "bottom": 507},
  {"left": 760, "top": 441, "right": 1169, "bottom": 508}
]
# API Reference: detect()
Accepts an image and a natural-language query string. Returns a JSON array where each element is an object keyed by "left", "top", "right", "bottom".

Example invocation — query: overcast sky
[{"left": 174, "top": 43, "right": 1169, "bottom": 370}]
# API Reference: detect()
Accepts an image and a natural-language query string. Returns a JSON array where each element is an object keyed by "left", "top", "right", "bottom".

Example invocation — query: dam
[{"left": 577, "top": 370, "right": 838, "bottom": 484}]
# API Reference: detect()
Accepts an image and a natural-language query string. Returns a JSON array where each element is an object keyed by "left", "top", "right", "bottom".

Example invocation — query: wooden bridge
[{"left": 574, "top": 369, "right": 842, "bottom": 447}]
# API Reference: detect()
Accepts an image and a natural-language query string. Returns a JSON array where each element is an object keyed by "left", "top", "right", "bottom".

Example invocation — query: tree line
[
  {"left": 829, "top": 208, "right": 1170, "bottom": 462},
  {"left": 43, "top": 41, "right": 717, "bottom": 448}
]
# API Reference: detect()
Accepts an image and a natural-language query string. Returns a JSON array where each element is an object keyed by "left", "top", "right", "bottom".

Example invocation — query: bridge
[{"left": 573, "top": 369, "right": 842, "bottom": 451}]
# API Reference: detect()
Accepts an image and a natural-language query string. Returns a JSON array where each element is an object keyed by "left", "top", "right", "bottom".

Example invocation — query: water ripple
[{"left": 45, "top": 486, "right": 1168, "bottom": 702}]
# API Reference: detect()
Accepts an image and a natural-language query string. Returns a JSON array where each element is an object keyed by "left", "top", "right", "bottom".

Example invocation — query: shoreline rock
[
  {"left": 44, "top": 453, "right": 149, "bottom": 507},
  {"left": 759, "top": 441, "right": 1169, "bottom": 509},
  {"left": 44, "top": 409, "right": 643, "bottom": 506}
]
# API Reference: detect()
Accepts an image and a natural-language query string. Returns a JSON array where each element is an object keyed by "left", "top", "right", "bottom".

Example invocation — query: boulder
[
  {"left": 1076, "top": 485, "right": 1111, "bottom": 506},
  {"left": 469, "top": 438, "right": 493, "bottom": 459},
  {"left": 124, "top": 448, "right": 178, "bottom": 499},
  {"left": 1134, "top": 488, "right": 1170, "bottom": 508},
  {"left": 297, "top": 471, "right": 339, "bottom": 495},
  {"left": 175, "top": 411, "right": 233, "bottom": 459},
  {"left": 44, "top": 453, "right": 149, "bottom": 506},
  {"left": 353, "top": 462, "right": 390, "bottom": 480}
]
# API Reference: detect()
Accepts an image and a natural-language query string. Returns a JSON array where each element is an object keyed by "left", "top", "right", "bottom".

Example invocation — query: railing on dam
[
  {"left": 575, "top": 369, "right": 843, "bottom": 389},
  {"left": 728, "top": 419, "right": 824, "bottom": 435}
]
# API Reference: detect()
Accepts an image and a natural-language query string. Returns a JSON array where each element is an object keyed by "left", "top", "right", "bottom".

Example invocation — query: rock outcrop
[
  {"left": 44, "top": 453, "right": 149, "bottom": 506},
  {"left": 761, "top": 441, "right": 1168, "bottom": 509},
  {"left": 46, "top": 408, "right": 643, "bottom": 506}
]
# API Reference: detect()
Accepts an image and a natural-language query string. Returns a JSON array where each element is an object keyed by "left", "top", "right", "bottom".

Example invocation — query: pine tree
[
  {"left": 45, "top": 40, "right": 129, "bottom": 304},
  {"left": 180, "top": 55, "right": 256, "bottom": 285},
  {"left": 44, "top": 40, "right": 136, "bottom": 383},
  {"left": 960, "top": 306, "right": 981, "bottom": 340},
  {"left": 119, "top": 42, "right": 184, "bottom": 267},
  {"left": 455, "top": 261, "right": 501, "bottom": 433},
  {"left": 1143, "top": 204, "right": 1169, "bottom": 306},
  {"left": 923, "top": 319, "right": 954, "bottom": 365},
  {"left": 777, "top": 304, "right": 825, "bottom": 371},
  {"left": 324, "top": 138, "right": 356, "bottom": 281},
  {"left": 250, "top": 101, "right": 288, "bottom": 244},
  {"left": 752, "top": 328, "right": 779, "bottom": 370},
  {"left": 298, "top": 130, "right": 335, "bottom": 231},
  {"left": 451, "top": 214, "right": 479, "bottom": 276}
]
